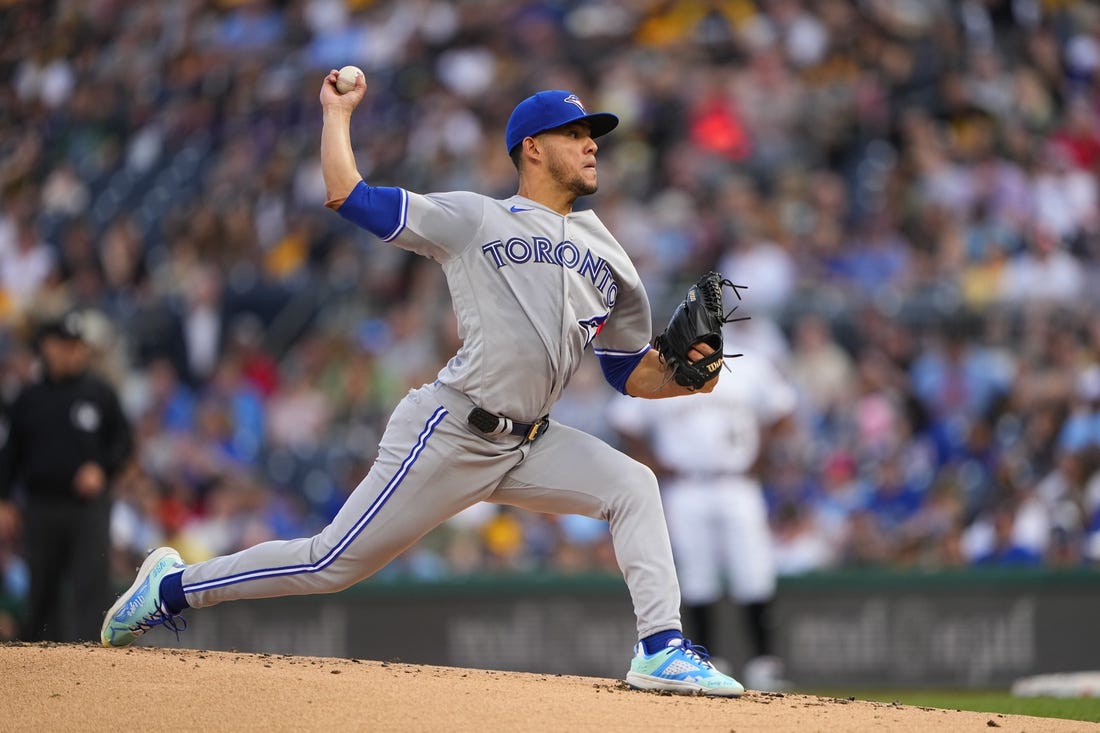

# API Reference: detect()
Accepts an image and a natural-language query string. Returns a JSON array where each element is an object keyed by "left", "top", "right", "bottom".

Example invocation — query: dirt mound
[{"left": 1, "top": 642, "right": 1091, "bottom": 732}]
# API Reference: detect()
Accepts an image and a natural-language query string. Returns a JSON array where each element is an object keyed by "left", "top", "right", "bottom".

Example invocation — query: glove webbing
[{"left": 713, "top": 277, "right": 750, "bottom": 361}]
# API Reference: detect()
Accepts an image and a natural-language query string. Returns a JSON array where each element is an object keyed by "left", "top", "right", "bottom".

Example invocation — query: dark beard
[{"left": 547, "top": 154, "right": 597, "bottom": 198}]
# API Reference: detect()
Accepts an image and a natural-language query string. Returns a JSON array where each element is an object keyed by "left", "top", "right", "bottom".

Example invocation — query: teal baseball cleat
[
  {"left": 626, "top": 638, "right": 745, "bottom": 697},
  {"left": 100, "top": 547, "right": 187, "bottom": 647}
]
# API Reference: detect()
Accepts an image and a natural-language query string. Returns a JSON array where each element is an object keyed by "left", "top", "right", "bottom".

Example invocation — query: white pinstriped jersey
[
  {"left": 608, "top": 351, "right": 797, "bottom": 475},
  {"left": 382, "top": 189, "right": 653, "bottom": 422}
]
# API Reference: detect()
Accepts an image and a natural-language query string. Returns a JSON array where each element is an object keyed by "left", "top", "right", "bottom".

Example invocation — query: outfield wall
[
  {"left": 772, "top": 568, "right": 1100, "bottom": 688},
  {"left": 107, "top": 568, "right": 1100, "bottom": 688}
]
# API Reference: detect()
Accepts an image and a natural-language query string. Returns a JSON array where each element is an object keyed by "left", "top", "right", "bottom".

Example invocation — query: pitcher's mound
[{"left": 1, "top": 642, "right": 1091, "bottom": 732}]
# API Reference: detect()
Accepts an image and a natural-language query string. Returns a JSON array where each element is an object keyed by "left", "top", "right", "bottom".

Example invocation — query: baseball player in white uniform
[
  {"left": 99, "top": 73, "right": 744, "bottom": 696},
  {"left": 608, "top": 345, "right": 797, "bottom": 690}
]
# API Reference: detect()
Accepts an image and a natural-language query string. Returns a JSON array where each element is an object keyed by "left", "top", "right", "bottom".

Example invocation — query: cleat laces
[
  {"left": 676, "top": 639, "right": 716, "bottom": 669},
  {"left": 129, "top": 605, "right": 188, "bottom": 642}
]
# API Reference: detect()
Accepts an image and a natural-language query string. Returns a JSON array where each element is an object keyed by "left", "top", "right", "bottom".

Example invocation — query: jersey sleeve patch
[
  {"left": 595, "top": 345, "right": 650, "bottom": 395},
  {"left": 336, "top": 181, "right": 408, "bottom": 241}
]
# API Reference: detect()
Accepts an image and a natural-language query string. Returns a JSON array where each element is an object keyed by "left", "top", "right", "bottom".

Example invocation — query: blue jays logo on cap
[{"left": 506, "top": 90, "right": 619, "bottom": 153}]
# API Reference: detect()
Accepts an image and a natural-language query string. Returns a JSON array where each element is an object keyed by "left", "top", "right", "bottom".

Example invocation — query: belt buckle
[{"left": 525, "top": 421, "right": 542, "bottom": 442}]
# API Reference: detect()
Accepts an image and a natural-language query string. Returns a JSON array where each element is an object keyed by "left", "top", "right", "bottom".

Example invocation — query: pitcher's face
[{"left": 539, "top": 122, "right": 599, "bottom": 198}]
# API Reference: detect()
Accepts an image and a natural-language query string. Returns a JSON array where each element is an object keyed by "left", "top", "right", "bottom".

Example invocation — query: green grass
[{"left": 807, "top": 690, "right": 1100, "bottom": 723}]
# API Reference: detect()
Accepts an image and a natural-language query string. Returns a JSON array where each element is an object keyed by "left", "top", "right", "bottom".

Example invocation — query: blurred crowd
[{"left": 1, "top": 0, "right": 1100, "bottom": 612}]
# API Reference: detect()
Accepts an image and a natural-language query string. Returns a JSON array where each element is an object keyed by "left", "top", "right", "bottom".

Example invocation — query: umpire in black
[{"left": 0, "top": 310, "right": 133, "bottom": 641}]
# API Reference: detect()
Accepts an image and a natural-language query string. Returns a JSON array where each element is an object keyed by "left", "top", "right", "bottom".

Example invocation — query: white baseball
[{"left": 335, "top": 65, "right": 363, "bottom": 94}]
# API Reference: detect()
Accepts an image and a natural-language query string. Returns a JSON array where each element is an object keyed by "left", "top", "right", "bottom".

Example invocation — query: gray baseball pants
[{"left": 178, "top": 382, "right": 681, "bottom": 639}]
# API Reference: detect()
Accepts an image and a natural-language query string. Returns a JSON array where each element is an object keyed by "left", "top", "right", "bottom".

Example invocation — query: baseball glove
[{"left": 652, "top": 271, "right": 748, "bottom": 391}]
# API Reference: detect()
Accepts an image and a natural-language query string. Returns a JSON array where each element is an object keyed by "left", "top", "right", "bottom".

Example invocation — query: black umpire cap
[{"left": 34, "top": 310, "right": 88, "bottom": 346}]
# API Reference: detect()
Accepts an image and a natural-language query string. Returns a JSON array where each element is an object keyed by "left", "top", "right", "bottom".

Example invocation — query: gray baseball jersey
[
  {"left": 393, "top": 189, "right": 653, "bottom": 420},
  {"left": 174, "top": 183, "right": 682, "bottom": 640}
]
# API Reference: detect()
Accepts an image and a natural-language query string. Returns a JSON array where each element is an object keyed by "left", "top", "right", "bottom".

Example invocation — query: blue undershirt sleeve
[
  {"left": 595, "top": 346, "right": 650, "bottom": 395},
  {"left": 335, "top": 181, "right": 407, "bottom": 241}
]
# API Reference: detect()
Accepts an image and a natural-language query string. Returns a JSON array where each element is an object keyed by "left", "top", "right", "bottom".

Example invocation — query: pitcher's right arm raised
[{"left": 320, "top": 68, "right": 366, "bottom": 207}]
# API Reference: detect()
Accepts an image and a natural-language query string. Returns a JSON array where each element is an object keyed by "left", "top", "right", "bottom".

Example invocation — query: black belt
[{"left": 467, "top": 407, "right": 550, "bottom": 444}]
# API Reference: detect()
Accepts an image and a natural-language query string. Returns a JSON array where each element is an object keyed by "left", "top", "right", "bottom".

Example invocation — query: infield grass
[{"left": 807, "top": 690, "right": 1100, "bottom": 723}]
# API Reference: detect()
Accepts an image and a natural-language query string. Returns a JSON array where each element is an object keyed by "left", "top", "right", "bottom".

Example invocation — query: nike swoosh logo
[{"left": 510, "top": 205, "right": 533, "bottom": 213}]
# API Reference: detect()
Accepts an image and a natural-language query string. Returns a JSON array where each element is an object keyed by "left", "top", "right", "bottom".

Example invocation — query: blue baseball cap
[{"left": 505, "top": 90, "right": 619, "bottom": 153}]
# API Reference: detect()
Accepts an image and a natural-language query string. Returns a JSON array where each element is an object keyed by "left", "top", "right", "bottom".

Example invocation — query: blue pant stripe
[{"left": 182, "top": 406, "right": 448, "bottom": 594}]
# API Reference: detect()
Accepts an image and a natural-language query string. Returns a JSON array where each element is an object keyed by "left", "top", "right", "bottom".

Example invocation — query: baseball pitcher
[{"left": 101, "top": 72, "right": 745, "bottom": 696}]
